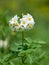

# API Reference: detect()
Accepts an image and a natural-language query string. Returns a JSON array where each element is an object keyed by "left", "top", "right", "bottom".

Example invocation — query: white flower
[
  {"left": 20, "top": 18, "right": 28, "bottom": 28},
  {"left": 16, "top": 24, "right": 25, "bottom": 31},
  {"left": 22, "top": 13, "right": 34, "bottom": 22},
  {"left": 12, "top": 15, "right": 19, "bottom": 21},
  {"left": 20, "top": 13, "right": 35, "bottom": 30},
  {"left": 9, "top": 13, "right": 35, "bottom": 32},
  {"left": 9, "top": 15, "right": 19, "bottom": 24},
  {"left": 9, "top": 15, "right": 19, "bottom": 32},
  {"left": 26, "top": 22, "right": 34, "bottom": 30}
]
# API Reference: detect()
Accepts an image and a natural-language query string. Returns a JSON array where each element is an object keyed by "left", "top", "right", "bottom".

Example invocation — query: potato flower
[
  {"left": 20, "top": 13, "right": 35, "bottom": 30},
  {"left": 9, "top": 15, "right": 19, "bottom": 32},
  {"left": 9, "top": 13, "right": 35, "bottom": 32}
]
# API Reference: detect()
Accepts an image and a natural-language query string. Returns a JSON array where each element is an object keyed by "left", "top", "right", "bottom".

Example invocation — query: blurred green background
[
  {"left": 0, "top": 0, "right": 49, "bottom": 41},
  {"left": 0, "top": 0, "right": 49, "bottom": 65}
]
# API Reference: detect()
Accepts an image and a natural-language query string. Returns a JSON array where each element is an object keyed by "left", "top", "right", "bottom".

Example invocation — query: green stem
[
  {"left": 22, "top": 31, "right": 25, "bottom": 64},
  {"left": 22, "top": 31, "right": 24, "bottom": 47}
]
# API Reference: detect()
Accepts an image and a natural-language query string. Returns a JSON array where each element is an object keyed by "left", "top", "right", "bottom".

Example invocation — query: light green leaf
[
  {"left": 10, "top": 42, "right": 22, "bottom": 52},
  {"left": 32, "top": 40, "right": 47, "bottom": 44},
  {"left": 25, "top": 37, "right": 33, "bottom": 43},
  {"left": 10, "top": 61, "right": 15, "bottom": 65},
  {"left": 25, "top": 54, "right": 32, "bottom": 65}
]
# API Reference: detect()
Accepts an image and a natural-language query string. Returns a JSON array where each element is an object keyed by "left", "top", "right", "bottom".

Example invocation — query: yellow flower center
[
  {"left": 19, "top": 27, "right": 22, "bottom": 30},
  {"left": 29, "top": 24, "right": 32, "bottom": 28},
  {"left": 22, "top": 21, "right": 26, "bottom": 24},
  {"left": 28, "top": 18, "right": 31, "bottom": 21},
  {"left": 13, "top": 29, "right": 16, "bottom": 32},
  {"left": 15, "top": 23, "right": 19, "bottom": 26},
  {"left": 9, "top": 24, "right": 13, "bottom": 26},
  {"left": 14, "top": 20, "right": 17, "bottom": 22}
]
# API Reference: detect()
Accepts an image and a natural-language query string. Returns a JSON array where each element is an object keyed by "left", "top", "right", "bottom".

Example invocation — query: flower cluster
[{"left": 9, "top": 13, "right": 35, "bottom": 32}]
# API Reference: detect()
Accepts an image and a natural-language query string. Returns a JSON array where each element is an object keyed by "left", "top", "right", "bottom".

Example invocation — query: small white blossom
[
  {"left": 12, "top": 15, "right": 19, "bottom": 21},
  {"left": 16, "top": 24, "right": 25, "bottom": 31},
  {"left": 20, "top": 18, "right": 28, "bottom": 28},
  {"left": 26, "top": 22, "right": 34, "bottom": 30},
  {"left": 22, "top": 13, "right": 34, "bottom": 23},
  {"left": 9, "top": 15, "right": 19, "bottom": 32},
  {"left": 20, "top": 13, "right": 35, "bottom": 30},
  {"left": 9, "top": 13, "right": 35, "bottom": 32}
]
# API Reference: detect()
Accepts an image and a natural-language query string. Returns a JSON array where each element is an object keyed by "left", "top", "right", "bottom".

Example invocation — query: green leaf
[
  {"left": 32, "top": 40, "right": 47, "bottom": 44},
  {"left": 25, "top": 37, "right": 33, "bottom": 43},
  {"left": 25, "top": 37, "right": 46, "bottom": 45},
  {"left": 10, "top": 57, "right": 22, "bottom": 65},
  {"left": 25, "top": 54, "right": 32, "bottom": 65},
  {"left": 9, "top": 61, "right": 15, "bottom": 65},
  {"left": 10, "top": 42, "right": 22, "bottom": 52},
  {"left": 2, "top": 53, "right": 12, "bottom": 62}
]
